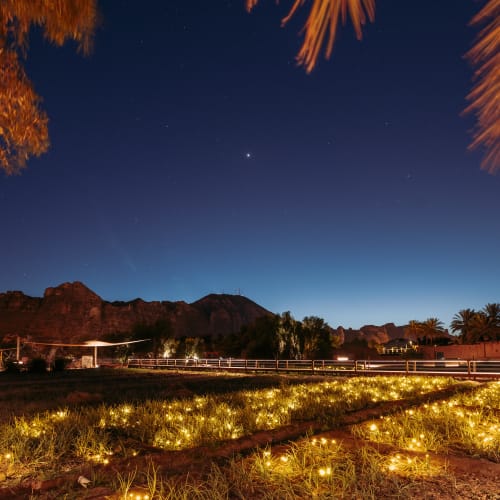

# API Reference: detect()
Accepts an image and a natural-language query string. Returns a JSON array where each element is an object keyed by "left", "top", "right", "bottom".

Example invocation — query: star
[{"left": 245, "top": 152, "right": 251, "bottom": 159}]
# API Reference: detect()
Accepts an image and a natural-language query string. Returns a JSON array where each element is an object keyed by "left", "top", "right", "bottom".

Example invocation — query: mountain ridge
[
  {"left": 0, "top": 281, "right": 417, "bottom": 346},
  {"left": 0, "top": 281, "right": 271, "bottom": 343}
]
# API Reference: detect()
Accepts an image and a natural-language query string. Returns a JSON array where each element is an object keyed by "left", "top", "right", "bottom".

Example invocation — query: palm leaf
[
  {"left": 247, "top": 0, "right": 499, "bottom": 174},
  {"left": 0, "top": 0, "right": 98, "bottom": 174},
  {"left": 465, "top": 0, "right": 500, "bottom": 173},
  {"left": 247, "top": 0, "right": 375, "bottom": 73}
]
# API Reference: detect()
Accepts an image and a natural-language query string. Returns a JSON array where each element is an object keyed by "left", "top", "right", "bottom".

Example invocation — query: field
[{"left": 0, "top": 369, "right": 499, "bottom": 499}]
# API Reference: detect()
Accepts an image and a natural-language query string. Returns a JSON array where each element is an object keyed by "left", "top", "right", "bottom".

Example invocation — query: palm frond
[
  {"left": 0, "top": 0, "right": 99, "bottom": 55},
  {"left": 0, "top": 50, "right": 49, "bottom": 174},
  {"left": 0, "top": 0, "right": 98, "bottom": 174},
  {"left": 465, "top": 0, "right": 500, "bottom": 174},
  {"left": 246, "top": 0, "right": 375, "bottom": 73}
]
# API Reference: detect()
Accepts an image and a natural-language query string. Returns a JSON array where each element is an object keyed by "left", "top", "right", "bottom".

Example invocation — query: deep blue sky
[{"left": 1, "top": 1, "right": 499, "bottom": 329}]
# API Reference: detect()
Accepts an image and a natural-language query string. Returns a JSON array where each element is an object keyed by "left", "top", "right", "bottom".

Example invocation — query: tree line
[
  {"left": 115, "top": 312, "right": 341, "bottom": 361},
  {"left": 407, "top": 303, "right": 500, "bottom": 345},
  {"left": 450, "top": 303, "right": 500, "bottom": 344},
  {"left": 107, "top": 302, "right": 500, "bottom": 361}
]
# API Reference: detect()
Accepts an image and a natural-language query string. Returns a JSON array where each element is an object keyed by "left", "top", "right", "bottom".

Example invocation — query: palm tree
[
  {"left": 419, "top": 317, "right": 445, "bottom": 345},
  {"left": 405, "top": 320, "right": 422, "bottom": 341},
  {"left": 482, "top": 303, "right": 500, "bottom": 341},
  {"left": 0, "top": 0, "right": 99, "bottom": 174},
  {"left": 246, "top": 0, "right": 499, "bottom": 173},
  {"left": 468, "top": 312, "right": 491, "bottom": 343},
  {"left": 450, "top": 308, "right": 477, "bottom": 344}
]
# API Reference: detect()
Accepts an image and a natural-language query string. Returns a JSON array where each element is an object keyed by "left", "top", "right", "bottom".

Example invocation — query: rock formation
[
  {"left": 0, "top": 282, "right": 418, "bottom": 348},
  {"left": 336, "top": 323, "right": 408, "bottom": 345},
  {"left": 0, "top": 282, "right": 271, "bottom": 343}
]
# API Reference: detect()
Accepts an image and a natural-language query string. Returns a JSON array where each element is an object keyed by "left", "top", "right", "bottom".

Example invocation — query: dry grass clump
[
  {"left": 353, "top": 380, "right": 500, "bottom": 462},
  {"left": 110, "top": 437, "right": 452, "bottom": 499}
]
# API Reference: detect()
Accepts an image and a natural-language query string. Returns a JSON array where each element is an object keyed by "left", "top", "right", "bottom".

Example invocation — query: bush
[
  {"left": 28, "top": 357, "right": 48, "bottom": 373},
  {"left": 4, "top": 359, "right": 23, "bottom": 373},
  {"left": 53, "top": 357, "right": 70, "bottom": 372}
]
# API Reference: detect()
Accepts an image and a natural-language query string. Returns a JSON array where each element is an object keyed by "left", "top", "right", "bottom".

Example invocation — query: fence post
[{"left": 405, "top": 360, "right": 409, "bottom": 375}]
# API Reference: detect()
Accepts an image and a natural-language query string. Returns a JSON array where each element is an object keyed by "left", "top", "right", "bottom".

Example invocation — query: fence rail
[{"left": 126, "top": 358, "right": 500, "bottom": 379}]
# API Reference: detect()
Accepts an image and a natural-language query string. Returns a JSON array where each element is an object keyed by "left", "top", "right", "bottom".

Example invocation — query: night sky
[{"left": 1, "top": 0, "right": 499, "bottom": 329}]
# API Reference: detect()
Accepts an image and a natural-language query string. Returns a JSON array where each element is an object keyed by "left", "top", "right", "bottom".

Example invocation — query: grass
[
  {"left": 0, "top": 368, "right": 320, "bottom": 422},
  {"left": 353, "top": 380, "right": 500, "bottom": 462},
  {"left": 0, "top": 376, "right": 459, "bottom": 478},
  {"left": 115, "top": 381, "right": 500, "bottom": 499},
  {"left": 0, "top": 370, "right": 498, "bottom": 498},
  {"left": 107, "top": 437, "right": 450, "bottom": 500}
]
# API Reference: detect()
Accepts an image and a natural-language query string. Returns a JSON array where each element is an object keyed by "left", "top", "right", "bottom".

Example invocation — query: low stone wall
[{"left": 420, "top": 341, "right": 500, "bottom": 360}]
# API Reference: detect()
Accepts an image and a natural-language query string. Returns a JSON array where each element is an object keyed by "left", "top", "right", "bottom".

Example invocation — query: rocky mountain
[
  {"left": 0, "top": 282, "right": 272, "bottom": 344},
  {"left": 335, "top": 323, "right": 410, "bottom": 345},
  {"left": 0, "top": 281, "right": 422, "bottom": 348},
  {"left": 336, "top": 322, "right": 452, "bottom": 346}
]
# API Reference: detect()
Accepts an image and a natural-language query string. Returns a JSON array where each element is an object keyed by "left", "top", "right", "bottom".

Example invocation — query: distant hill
[
  {"left": 0, "top": 281, "right": 424, "bottom": 347},
  {"left": 0, "top": 282, "right": 272, "bottom": 343},
  {"left": 337, "top": 323, "right": 408, "bottom": 345},
  {"left": 335, "top": 322, "right": 452, "bottom": 346}
]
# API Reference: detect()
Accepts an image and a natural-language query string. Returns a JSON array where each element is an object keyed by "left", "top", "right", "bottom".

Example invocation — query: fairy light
[{"left": 317, "top": 466, "right": 332, "bottom": 477}]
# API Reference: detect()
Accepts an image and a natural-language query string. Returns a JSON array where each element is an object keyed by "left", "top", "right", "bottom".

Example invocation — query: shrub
[
  {"left": 28, "top": 357, "right": 48, "bottom": 373},
  {"left": 53, "top": 357, "right": 70, "bottom": 372},
  {"left": 4, "top": 359, "right": 22, "bottom": 373}
]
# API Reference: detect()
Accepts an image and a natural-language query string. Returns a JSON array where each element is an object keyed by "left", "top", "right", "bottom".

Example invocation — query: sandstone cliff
[
  {"left": 336, "top": 323, "right": 409, "bottom": 345},
  {"left": 0, "top": 282, "right": 417, "bottom": 347},
  {"left": 0, "top": 282, "right": 271, "bottom": 343}
]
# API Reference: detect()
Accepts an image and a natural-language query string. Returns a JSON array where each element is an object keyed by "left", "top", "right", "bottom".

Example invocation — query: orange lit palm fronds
[
  {"left": 0, "top": 0, "right": 98, "bottom": 174},
  {"left": 246, "top": 0, "right": 375, "bottom": 73},
  {"left": 465, "top": 0, "right": 500, "bottom": 174},
  {"left": 0, "top": 50, "right": 49, "bottom": 174},
  {"left": 0, "top": 0, "right": 98, "bottom": 55}
]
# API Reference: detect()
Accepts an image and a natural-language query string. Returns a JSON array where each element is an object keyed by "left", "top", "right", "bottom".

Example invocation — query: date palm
[
  {"left": 419, "top": 317, "right": 445, "bottom": 345},
  {"left": 405, "top": 320, "right": 422, "bottom": 341},
  {"left": 247, "top": 0, "right": 499, "bottom": 173},
  {"left": 450, "top": 308, "right": 477, "bottom": 344},
  {"left": 453, "top": 304, "right": 500, "bottom": 343},
  {"left": 468, "top": 312, "right": 491, "bottom": 342},
  {"left": 482, "top": 303, "right": 500, "bottom": 340}
]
